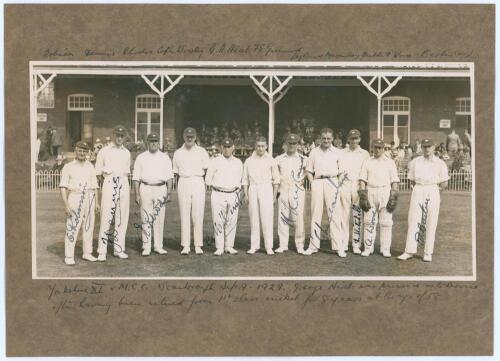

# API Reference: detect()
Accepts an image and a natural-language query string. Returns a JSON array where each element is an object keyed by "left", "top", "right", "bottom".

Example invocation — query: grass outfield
[{"left": 35, "top": 191, "right": 473, "bottom": 278}]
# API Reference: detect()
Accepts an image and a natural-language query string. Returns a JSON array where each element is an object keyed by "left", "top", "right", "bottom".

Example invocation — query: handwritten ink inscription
[
  {"left": 352, "top": 204, "right": 362, "bottom": 245},
  {"left": 133, "top": 195, "right": 168, "bottom": 240},
  {"left": 100, "top": 177, "right": 123, "bottom": 252},
  {"left": 45, "top": 280, "right": 477, "bottom": 316},
  {"left": 41, "top": 44, "right": 474, "bottom": 61},
  {"left": 415, "top": 197, "right": 430, "bottom": 245},
  {"left": 213, "top": 191, "right": 243, "bottom": 238},
  {"left": 311, "top": 174, "right": 349, "bottom": 243},
  {"left": 279, "top": 161, "right": 306, "bottom": 227},
  {"left": 364, "top": 209, "right": 378, "bottom": 247}
]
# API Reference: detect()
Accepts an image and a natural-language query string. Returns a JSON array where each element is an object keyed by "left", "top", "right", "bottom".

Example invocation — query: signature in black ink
[
  {"left": 415, "top": 197, "right": 430, "bottom": 245},
  {"left": 364, "top": 209, "right": 377, "bottom": 247},
  {"left": 352, "top": 204, "right": 362, "bottom": 246},
  {"left": 133, "top": 195, "right": 168, "bottom": 240},
  {"left": 279, "top": 158, "right": 306, "bottom": 227},
  {"left": 100, "top": 176, "right": 123, "bottom": 253},
  {"left": 84, "top": 192, "right": 96, "bottom": 232},
  {"left": 42, "top": 48, "right": 74, "bottom": 58},
  {"left": 311, "top": 221, "right": 330, "bottom": 248},
  {"left": 325, "top": 173, "right": 349, "bottom": 223},
  {"left": 65, "top": 185, "right": 87, "bottom": 243},
  {"left": 214, "top": 191, "right": 242, "bottom": 237}
]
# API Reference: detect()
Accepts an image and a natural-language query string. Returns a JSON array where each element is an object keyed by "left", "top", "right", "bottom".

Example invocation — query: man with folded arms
[
  {"left": 205, "top": 138, "right": 243, "bottom": 256},
  {"left": 275, "top": 133, "right": 308, "bottom": 254},
  {"left": 133, "top": 133, "right": 174, "bottom": 256},
  {"left": 304, "top": 128, "right": 345, "bottom": 257},
  {"left": 398, "top": 138, "right": 449, "bottom": 262},
  {"left": 59, "top": 141, "right": 100, "bottom": 265},
  {"left": 242, "top": 137, "right": 280, "bottom": 255},
  {"left": 95, "top": 125, "right": 131, "bottom": 261},
  {"left": 173, "top": 127, "right": 210, "bottom": 255}
]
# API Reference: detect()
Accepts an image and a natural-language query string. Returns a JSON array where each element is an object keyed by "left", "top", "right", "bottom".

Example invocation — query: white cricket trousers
[
  {"left": 309, "top": 178, "right": 343, "bottom": 251},
  {"left": 64, "top": 190, "right": 96, "bottom": 258},
  {"left": 339, "top": 180, "right": 363, "bottom": 251},
  {"left": 363, "top": 186, "right": 392, "bottom": 254},
  {"left": 139, "top": 184, "right": 168, "bottom": 252},
  {"left": 211, "top": 190, "right": 241, "bottom": 250},
  {"left": 98, "top": 176, "right": 130, "bottom": 255},
  {"left": 278, "top": 186, "right": 306, "bottom": 250},
  {"left": 404, "top": 184, "right": 441, "bottom": 255},
  {"left": 177, "top": 176, "right": 206, "bottom": 248},
  {"left": 248, "top": 183, "right": 274, "bottom": 251}
]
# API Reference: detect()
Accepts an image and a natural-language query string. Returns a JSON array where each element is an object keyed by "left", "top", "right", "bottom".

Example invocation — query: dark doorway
[
  {"left": 67, "top": 111, "right": 82, "bottom": 149},
  {"left": 66, "top": 111, "right": 95, "bottom": 150}
]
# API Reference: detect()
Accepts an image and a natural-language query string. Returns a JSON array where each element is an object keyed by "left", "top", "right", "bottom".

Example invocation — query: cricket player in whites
[
  {"left": 398, "top": 138, "right": 449, "bottom": 262},
  {"left": 133, "top": 133, "right": 174, "bottom": 256},
  {"left": 275, "top": 134, "right": 308, "bottom": 254},
  {"left": 304, "top": 128, "right": 345, "bottom": 257},
  {"left": 340, "top": 129, "right": 370, "bottom": 254},
  {"left": 59, "top": 141, "right": 100, "bottom": 265},
  {"left": 173, "top": 127, "right": 210, "bottom": 255},
  {"left": 96, "top": 125, "right": 131, "bottom": 261},
  {"left": 358, "top": 138, "right": 400, "bottom": 257},
  {"left": 339, "top": 129, "right": 370, "bottom": 254},
  {"left": 242, "top": 136, "right": 280, "bottom": 255},
  {"left": 205, "top": 138, "right": 243, "bottom": 256}
]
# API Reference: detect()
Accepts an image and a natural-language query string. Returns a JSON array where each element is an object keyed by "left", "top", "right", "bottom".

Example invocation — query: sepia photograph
[
  {"left": 31, "top": 61, "right": 475, "bottom": 279},
  {"left": 7, "top": 4, "right": 492, "bottom": 357}
]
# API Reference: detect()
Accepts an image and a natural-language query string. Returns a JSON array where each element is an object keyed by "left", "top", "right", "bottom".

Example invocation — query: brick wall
[{"left": 368, "top": 79, "right": 470, "bottom": 147}]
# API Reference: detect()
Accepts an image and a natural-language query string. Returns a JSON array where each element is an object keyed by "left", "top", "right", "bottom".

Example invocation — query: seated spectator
[
  {"left": 231, "top": 125, "right": 242, "bottom": 142},
  {"left": 50, "top": 129, "right": 64, "bottom": 157},
  {"left": 464, "top": 129, "right": 472, "bottom": 155},
  {"left": 440, "top": 150, "right": 452, "bottom": 169},
  {"left": 462, "top": 146, "right": 472, "bottom": 167},
  {"left": 397, "top": 144, "right": 405, "bottom": 159},
  {"left": 391, "top": 146, "right": 405, "bottom": 170},
  {"left": 399, "top": 147, "right": 412, "bottom": 170},
  {"left": 451, "top": 146, "right": 466, "bottom": 171},
  {"left": 52, "top": 154, "right": 66, "bottom": 172},
  {"left": 406, "top": 145, "right": 413, "bottom": 160},
  {"left": 414, "top": 138, "right": 422, "bottom": 155},
  {"left": 384, "top": 144, "right": 392, "bottom": 158},
  {"left": 333, "top": 131, "right": 343, "bottom": 149}
]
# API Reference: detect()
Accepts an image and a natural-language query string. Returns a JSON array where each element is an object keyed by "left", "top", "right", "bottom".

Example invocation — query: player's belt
[
  {"left": 315, "top": 175, "right": 338, "bottom": 179},
  {"left": 141, "top": 181, "right": 166, "bottom": 186},
  {"left": 68, "top": 189, "right": 94, "bottom": 194},
  {"left": 104, "top": 174, "right": 129, "bottom": 178},
  {"left": 367, "top": 184, "right": 390, "bottom": 188},
  {"left": 212, "top": 186, "right": 239, "bottom": 193}
]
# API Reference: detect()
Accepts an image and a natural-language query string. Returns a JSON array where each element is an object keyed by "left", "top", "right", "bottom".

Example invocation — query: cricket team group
[{"left": 59, "top": 125, "right": 449, "bottom": 266}]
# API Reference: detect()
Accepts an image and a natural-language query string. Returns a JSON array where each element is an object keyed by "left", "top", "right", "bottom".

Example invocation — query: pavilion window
[
  {"left": 382, "top": 96, "right": 410, "bottom": 146},
  {"left": 455, "top": 97, "right": 471, "bottom": 131},
  {"left": 37, "top": 82, "right": 55, "bottom": 109},
  {"left": 135, "top": 94, "right": 161, "bottom": 143},
  {"left": 67, "top": 94, "right": 94, "bottom": 111}
]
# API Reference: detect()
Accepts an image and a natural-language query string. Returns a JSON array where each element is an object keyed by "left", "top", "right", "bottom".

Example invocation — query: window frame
[
  {"left": 37, "top": 82, "right": 55, "bottom": 109},
  {"left": 455, "top": 97, "right": 471, "bottom": 130},
  {"left": 135, "top": 94, "right": 161, "bottom": 143},
  {"left": 382, "top": 96, "right": 411, "bottom": 145},
  {"left": 67, "top": 93, "right": 94, "bottom": 111},
  {"left": 455, "top": 97, "right": 471, "bottom": 115}
]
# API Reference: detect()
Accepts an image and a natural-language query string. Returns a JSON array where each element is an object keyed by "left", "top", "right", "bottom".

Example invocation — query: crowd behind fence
[{"left": 35, "top": 169, "right": 473, "bottom": 192}]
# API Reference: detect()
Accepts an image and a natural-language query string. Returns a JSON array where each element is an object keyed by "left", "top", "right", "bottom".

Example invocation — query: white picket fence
[{"left": 35, "top": 169, "right": 473, "bottom": 192}]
